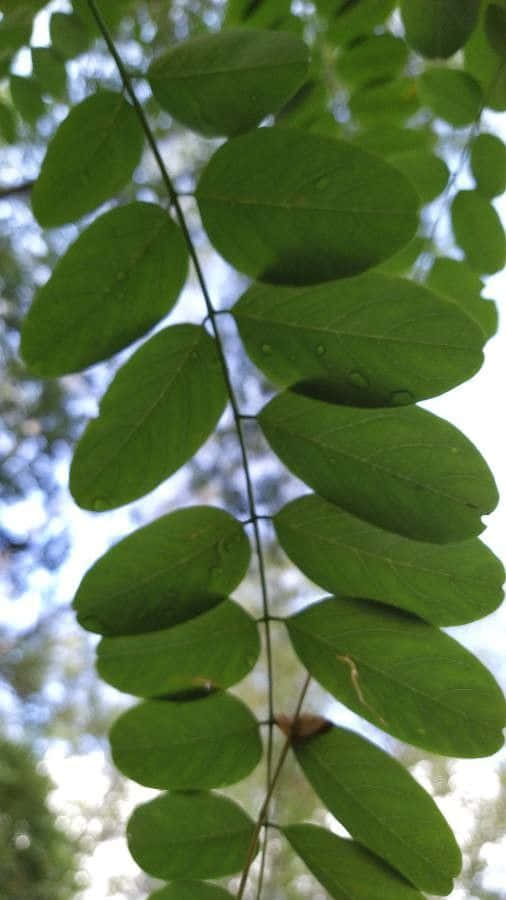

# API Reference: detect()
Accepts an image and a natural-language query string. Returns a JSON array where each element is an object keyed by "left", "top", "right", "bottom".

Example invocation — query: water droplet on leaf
[{"left": 347, "top": 370, "right": 369, "bottom": 389}]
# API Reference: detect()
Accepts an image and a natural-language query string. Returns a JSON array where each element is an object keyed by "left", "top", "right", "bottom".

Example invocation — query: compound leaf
[
  {"left": 70, "top": 325, "right": 227, "bottom": 510},
  {"left": 196, "top": 128, "right": 419, "bottom": 285},
  {"left": 286, "top": 595, "right": 506, "bottom": 756},
  {"left": 274, "top": 494, "right": 503, "bottom": 626}
]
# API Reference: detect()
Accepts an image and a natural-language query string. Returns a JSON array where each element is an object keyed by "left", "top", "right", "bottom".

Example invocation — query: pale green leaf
[
  {"left": 110, "top": 692, "right": 261, "bottom": 789},
  {"left": 73, "top": 505, "right": 250, "bottom": 635},
  {"left": 197, "top": 129, "right": 419, "bottom": 285},
  {"left": 349, "top": 79, "right": 419, "bottom": 125},
  {"left": 127, "top": 792, "right": 256, "bottom": 880},
  {"left": 471, "top": 132, "right": 506, "bottom": 198},
  {"left": 233, "top": 273, "right": 484, "bottom": 406},
  {"left": 274, "top": 494, "right": 503, "bottom": 626},
  {"left": 148, "top": 29, "right": 309, "bottom": 137},
  {"left": 451, "top": 190, "right": 506, "bottom": 274},
  {"left": 426, "top": 256, "right": 497, "bottom": 338},
  {"left": 149, "top": 885, "right": 233, "bottom": 900},
  {"left": 286, "top": 595, "right": 506, "bottom": 755},
  {"left": 262, "top": 393, "right": 497, "bottom": 542},
  {"left": 401, "top": 0, "right": 480, "bottom": 58},
  {"left": 353, "top": 125, "right": 435, "bottom": 158},
  {"left": 294, "top": 726, "right": 460, "bottom": 893},
  {"left": 97, "top": 600, "right": 260, "bottom": 698},
  {"left": 21, "top": 202, "right": 188, "bottom": 375},
  {"left": 31, "top": 91, "right": 144, "bottom": 227},
  {"left": 419, "top": 68, "right": 482, "bottom": 126},
  {"left": 283, "top": 825, "right": 423, "bottom": 900},
  {"left": 389, "top": 150, "right": 449, "bottom": 203},
  {"left": 335, "top": 34, "right": 408, "bottom": 88},
  {"left": 464, "top": 5, "right": 506, "bottom": 111},
  {"left": 324, "top": 0, "right": 396, "bottom": 45},
  {"left": 70, "top": 325, "right": 227, "bottom": 510}
]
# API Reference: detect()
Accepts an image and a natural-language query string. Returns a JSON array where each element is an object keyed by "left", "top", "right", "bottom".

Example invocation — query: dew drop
[
  {"left": 316, "top": 176, "right": 329, "bottom": 190},
  {"left": 347, "top": 370, "right": 369, "bottom": 389},
  {"left": 261, "top": 344, "right": 272, "bottom": 355},
  {"left": 316, "top": 344, "right": 326, "bottom": 357},
  {"left": 92, "top": 497, "right": 108, "bottom": 512},
  {"left": 390, "top": 390, "right": 414, "bottom": 406}
]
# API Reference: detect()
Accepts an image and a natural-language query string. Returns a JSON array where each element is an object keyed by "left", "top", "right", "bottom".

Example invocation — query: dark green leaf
[
  {"left": 197, "top": 129, "right": 419, "bottom": 285},
  {"left": 97, "top": 600, "right": 260, "bottom": 697},
  {"left": 70, "top": 325, "right": 227, "bottom": 510},
  {"left": 286, "top": 595, "right": 506, "bottom": 755},
  {"left": 283, "top": 825, "right": 423, "bottom": 900},
  {"left": 486, "top": 4, "right": 506, "bottom": 57},
  {"left": 110, "top": 691, "right": 261, "bottom": 789},
  {"left": 335, "top": 34, "right": 408, "bottom": 87},
  {"left": 74, "top": 505, "right": 250, "bottom": 635},
  {"left": 401, "top": 0, "right": 480, "bottom": 58},
  {"left": 471, "top": 132, "right": 506, "bottom": 198},
  {"left": 451, "top": 190, "right": 506, "bottom": 274},
  {"left": 294, "top": 726, "right": 460, "bottom": 893},
  {"left": 262, "top": 393, "right": 497, "bottom": 542},
  {"left": 49, "top": 12, "right": 89, "bottom": 58},
  {"left": 148, "top": 29, "right": 309, "bottom": 137},
  {"left": 31, "top": 47, "right": 67, "bottom": 97},
  {"left": 426, "top": 256, "right": 497, "bottom": 338},
  {"left": 389, "top": 150, "right": 449, "bottom": 203},
  {"left": 9, "top": 75, "right": 44, "bottom": 124},
  {"left": 21, "top": 202, "right": 188, "bottom": 375},
  {"left": 274, "top": 494, "right": 503, "bottom": 625},
  {"left": 127, "top": 792, "right": 255, "bottom": 880},
  {"left": 234, "top": 273, "right": 484, "bottom": 407},
  {"left": 349, "top": 79, "right": 419, "bottom": 125},
  {"left": 419, "top": 68, "right": 482, "bottom": 126},
  {"left": 31, "top": 91, "right": 144, "bottom": 227},
  {"left": 149, "top": 885, "right": 233, "bottom": 900},
  {"left": 0, "top": 102, "right": 17, "bottom": 144}
]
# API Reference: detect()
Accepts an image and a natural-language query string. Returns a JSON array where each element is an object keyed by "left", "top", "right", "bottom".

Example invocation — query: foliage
[{"left": 2, "top": 0, "right": 504, "bottom": 897}]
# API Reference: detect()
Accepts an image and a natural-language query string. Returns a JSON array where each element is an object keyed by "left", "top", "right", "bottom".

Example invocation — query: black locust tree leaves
[{"left": 17, "top": 8, "right": 505, "bottom": 900}]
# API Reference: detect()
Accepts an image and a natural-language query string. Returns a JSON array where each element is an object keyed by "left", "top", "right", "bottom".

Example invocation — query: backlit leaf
[
  {"left": 294, "top": 726, "right": 460, "bottom": 894},
  {"left": 262, "top": 393, "right": 497, "bottom": 542},
  {"left": 335, "top": 34, "right": 408, "bottom": 88},
  {"left": 401, "top": 0, "right": 480, "bottom": 58},
  {"left": 31, "top": 91, "right": 144, "bottom": 227},
  {"left": 110, "top": 692, "right": 261, "bottom": 789},
  {"left": 274, "top": 494, "right": 503, "bottom": 626},
  {"left": 73, "top": 505, "right": 250, "bottom": 636},
  {"left": 419, "top": 68, "right": 482, "bottom": 126},
  {"left": 127, "top": 792, "right": 255, "bottom": 880},
  {"left": 234, "top": 274, "right": 484, "bottom": 407},
  {"left": 148, "top": 29, "right": 309, "bottom": 137},
  {"left": 97, "top": 600, "right": 260, "bottom": 697},
  {"left": 451, "top": 190, "right": 506, "bottom": 274},
  {"left": 197, "top": 129, "right": 419, "bottom": 285},
  {"left": 349, "top": 78, "right": 419, "bottom": 124},
  {"left": 70, "top": 325, "right": 227, "bottom": 510},
  {"left": 389, "top": 150, "right": 449, "bottom": 203},
  {"left": 426, "top": 257, "right": 497, "bottom": 338},
  {"left": 149, "top": 885, "right": 233, "bottom": 900},
  {"left": 464, "top": 4, "right": 506, "bottom": 111},
  {"left": 286, "top": 595, "right": 506, "bottom": 755},
  {"left": 21, "top": 202, "right": 188, "bottom": 375},
  {"left": 471, "top": 132, "right": 506, "bottom": 198},
  {"left": 325, "top": 0, "right": 396, "bottom": 45},
  {"left": 354, "top": 125, "right": 435, "bottom": 158},
  {"left": 283, "top": 825, "right": 423, "bottom": 900}
]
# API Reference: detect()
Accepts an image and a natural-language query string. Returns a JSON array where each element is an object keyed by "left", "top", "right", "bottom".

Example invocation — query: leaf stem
[{"left": 86, "top": 1, "right": 276, "bottom": 887}]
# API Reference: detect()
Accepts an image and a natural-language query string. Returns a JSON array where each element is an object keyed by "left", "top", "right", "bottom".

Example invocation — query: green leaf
[
  {"left": 389, "top": 150, "right": 449, "bottom": 203},
  {"left": 471, "top": 132, "right": 506, "bottom": 198},
  {"left": 148, "top": 29, "right": 309, "bottom": 138},
  {"left": 69, "top": 325, "right": 227, "bottom": 511},
  {"left": 325, "top": 0, "right": 396, "bottom": 45},
  {"left": 274, "top": 494, "right": 503, "bottom": 626},
  {"left": 401, "top": 0, "right": 480, "bottom": 58},
  {"left": 464, "top": 4, "right": 506, "bottom": 111},
  {"left": 286, "top": 595, "right": 506, "bottom": 756},
  {"left": 0, "top": 102, "right": 17, "bottom": 144},
  {"left": 21, "top": 202, "right": 188, "bottom": 375},
  {"left": 110, "top": 692, "right": 261, "bottom": 789},
  {"left": 349, "top": 79, "right": 419, "bottom": 125},
  {"left": 97, "top": 600, "right": 260, "bottom": 697},
  {"left": 9, "top": 75, "right": 44, "bottom": 124},
  {"left": 283, "top": 825, "right": 424, "bottom": 900},
  {"left": 262, "top": 394, "right": 497, "bottom": 543},
  {"left": 149, "top": 885, "right": 233, "bottom": 900},
  {"left": 353, "top": 125, "right": 435, "bottom": 158},
  {"left": 335, "top": 34, "right": 408, "bottom": 88},
  {"left": 419, "top": 68, "right": 482, "bottom": 126},
  {"left": 451, "top": 190, "right": 506, "bottom": 274},
  {"left": 294, "top": 727, "right": 460, "bottom": 894},
  {"left": 224, "top": 0, "right": 297, "bottom": 30},
  {"left": 31, "top": 91, "right": 144, "bottom": 227},
  {"left": 73, "top": 505, "right": 250, "bottom": 635},
  {"left": 426, "top": 257, "right": 497, "bottom": 338},
  {"left": 485, "top": 3, "right": 506, "bottom": 57},
  {"left": 233, "top": 273, "right": 484, "bottom": 407},
  {"left": 128, "top": 792, "right": 256, "bottom": 880},
  {"left": 49, "top": 12, "right": 89, "bottom": 58},
  {"left": 197, "top": 129, "right": 419, "bottom": 285},
  {"left": 31, "top": 47, "right": 67, "bottom": 98},
  {"left": 375, "top": 236, "right": 428, "bottom": 277}
]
